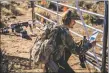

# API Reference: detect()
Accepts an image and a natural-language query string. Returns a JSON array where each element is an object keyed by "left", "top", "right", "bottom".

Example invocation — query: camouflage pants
[{"left": 45, "top": 49, "right": 75, "bottom": 73}]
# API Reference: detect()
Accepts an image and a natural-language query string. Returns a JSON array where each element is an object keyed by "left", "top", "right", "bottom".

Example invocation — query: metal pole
[
  {"left": 101, "top": 1, "right": 108, "bottom": 73},
  {"left": 35, "top": 4, "right": 103, "bottom": 33},
  {"left": 50, "top": 1, "right": 104, "bottom": 17}
]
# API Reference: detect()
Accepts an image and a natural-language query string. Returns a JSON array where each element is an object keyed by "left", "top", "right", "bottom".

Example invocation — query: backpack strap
[{"left": 48, "top": 26, "right": 68, "bottom": 60}]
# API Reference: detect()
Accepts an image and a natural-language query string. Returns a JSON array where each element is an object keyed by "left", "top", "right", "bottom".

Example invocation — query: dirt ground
[{"left": 1, "top": 4, "right": 103, "bottom": 73}]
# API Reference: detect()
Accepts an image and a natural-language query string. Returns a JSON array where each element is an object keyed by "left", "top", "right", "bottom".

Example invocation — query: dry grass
[
  {"left": 2, "top": 8, "right": 12, "bottom": 16},
  {"left": 11, "top": 6, "right": 25, "bottom": 15}
]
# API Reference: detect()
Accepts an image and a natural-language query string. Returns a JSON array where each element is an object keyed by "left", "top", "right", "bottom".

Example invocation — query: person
[
  {"left": 1, "top": 27, "right": 9, "bottom": 34},
  {"left": 14, "top": 23, "right": 23, "bottom": 33},
  {"left": 20, "top": 29, "right": 32, "bottom": 40},
  {"left": 21, "top": 22, "right": 29, "bottom": 28},
  {"left": 20, "top": 30, "right": 28, "bottom": 38},
  {"left": 11, "top": 23, "right": 23, "bottom": 33},
  {"left": 31, "top": 10, "right": 96, "bottom": 73}
]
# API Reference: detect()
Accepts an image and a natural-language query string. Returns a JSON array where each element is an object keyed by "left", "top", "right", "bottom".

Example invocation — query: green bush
[
  {"left": 2, "top": 8, "right": 12, "bottom": 16},
  {"left": 11, "top": 6, "right": 24, "bottom": 16},
  {"left": 0, "top": 22, "right": 6, "bottom": 28}
]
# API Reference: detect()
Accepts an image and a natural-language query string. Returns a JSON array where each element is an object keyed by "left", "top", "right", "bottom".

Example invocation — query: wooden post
[
  {"left": 0, "top": 1, "right": 1, "bottom": 25},
  {"left": 28, "top": 1, "right": 35, "bottom": 34},
  {"left": 101, "top": 1, "right": 108, "bottom": 73},
  {"left": 107, "top": 17, "right": 109, "bottom": 73},
  {"left": 29, "top": 49, "right": 32, "bottom": 69},
  {"left": 31, "top": 1, "right": 35, "bottom": 27}
]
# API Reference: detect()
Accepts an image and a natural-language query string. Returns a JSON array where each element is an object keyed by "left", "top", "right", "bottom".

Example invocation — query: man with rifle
[{"left": 31, "top": 10, "right": 96, "bottom": 73}]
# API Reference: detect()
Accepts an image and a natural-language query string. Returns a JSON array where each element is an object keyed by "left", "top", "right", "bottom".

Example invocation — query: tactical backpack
[{"left": 30, "top": 25, "right": 68, "bottom": 71}]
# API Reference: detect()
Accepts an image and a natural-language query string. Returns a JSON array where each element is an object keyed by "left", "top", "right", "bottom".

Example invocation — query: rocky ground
[{"left": 0, "top": 1, "right": 104, "bottom": 73}]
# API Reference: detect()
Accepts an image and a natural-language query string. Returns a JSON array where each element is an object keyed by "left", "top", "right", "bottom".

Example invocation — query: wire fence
[{"left": 34, "top": 1, "right": 106, "bottom": 71}]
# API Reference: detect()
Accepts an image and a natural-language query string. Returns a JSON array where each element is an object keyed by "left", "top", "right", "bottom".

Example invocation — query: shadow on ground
[{"left": 1, "top": 55, "right": 39, "bottom": 73}]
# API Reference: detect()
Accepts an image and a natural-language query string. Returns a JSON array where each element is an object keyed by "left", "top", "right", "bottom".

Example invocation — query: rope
[{"left": 75, "top": 0, "right": 101, "bottom": 69}]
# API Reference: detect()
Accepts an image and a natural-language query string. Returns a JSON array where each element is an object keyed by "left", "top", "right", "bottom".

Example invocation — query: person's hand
[{"left": 91, "top": 41, "right": 96, "bottom": 47}]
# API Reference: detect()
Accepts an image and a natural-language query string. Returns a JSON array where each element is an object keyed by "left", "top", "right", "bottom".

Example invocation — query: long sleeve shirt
[{"left": 60, "top": 27, "right": 92, "bottom": 55}]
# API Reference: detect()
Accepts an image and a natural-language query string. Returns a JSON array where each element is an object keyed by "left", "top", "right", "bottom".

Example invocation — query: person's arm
[{"left": 61, "top": 31, "right": 93, "bottom": 55}]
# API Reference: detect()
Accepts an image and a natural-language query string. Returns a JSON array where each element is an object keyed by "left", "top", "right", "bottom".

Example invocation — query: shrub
[
  {"left": 0, "top": 22, "right": 6, "bottom": 28},
  {"left": 2, "top": 8, "right": 12, "bottom": 16},
  {"left": 11, "top": 6, "right": 24, "bottom": 16}
]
